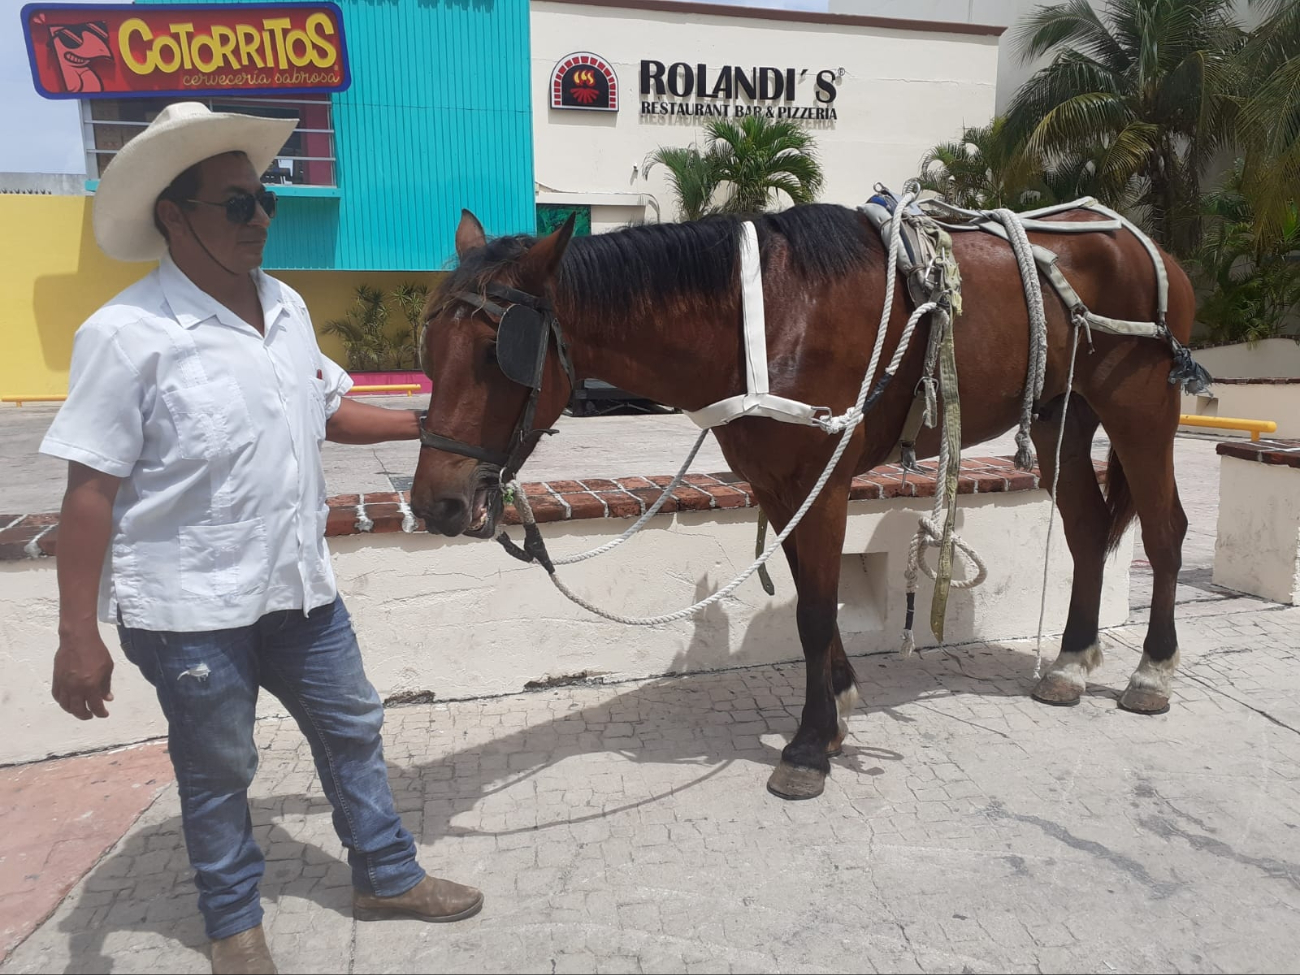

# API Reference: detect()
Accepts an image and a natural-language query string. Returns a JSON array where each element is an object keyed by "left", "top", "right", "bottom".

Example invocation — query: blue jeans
[{"left": 118, "top": 596, "right": 425, "bottom": 940}]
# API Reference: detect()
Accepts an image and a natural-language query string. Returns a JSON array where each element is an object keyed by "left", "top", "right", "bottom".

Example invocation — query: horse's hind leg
[
  {"left": 1091, "top": 387, "right": 1188, "bottom": 714},
  {"left": 1030, "top": 395, "right": 1112, "bottom": 706}
]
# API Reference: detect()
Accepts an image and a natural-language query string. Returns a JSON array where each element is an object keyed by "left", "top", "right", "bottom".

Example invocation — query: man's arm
[
  {"left": 325, "top": 397, "right": 422, "bottom": 445},
  {"left": 52, "top": 462, "right": 121, "bottom": 720}
]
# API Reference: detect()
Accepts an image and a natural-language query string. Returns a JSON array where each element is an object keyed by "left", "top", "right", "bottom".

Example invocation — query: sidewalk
[
  {"left": 5, "top": 414, "right": 1299, "bottom": 973},
  {"left": 5, "top": 602, "right": 1300, "bottom": 973}
]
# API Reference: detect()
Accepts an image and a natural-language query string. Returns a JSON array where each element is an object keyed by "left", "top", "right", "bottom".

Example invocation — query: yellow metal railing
[
  {"left": 2, "top": 395, "right": 66, "bottom": 406},
  {"left": 4, "top": 384, "right": 425, "bottom": 405},
  {"left": 1179, "top": 414, "right": 1278, "bottom": 442},
  {"left": 348, "top": 384, "right": 422, "bottom": 396}
]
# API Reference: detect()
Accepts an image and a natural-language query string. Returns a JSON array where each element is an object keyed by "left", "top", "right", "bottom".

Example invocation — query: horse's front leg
[{"left": 765, "top": 485, "right": 852, "bottom": 801}]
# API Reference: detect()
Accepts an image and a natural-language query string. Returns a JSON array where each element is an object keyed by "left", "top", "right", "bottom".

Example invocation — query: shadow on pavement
[{"left": 52, "top": 578, "right": 1049, "bottom": 971}]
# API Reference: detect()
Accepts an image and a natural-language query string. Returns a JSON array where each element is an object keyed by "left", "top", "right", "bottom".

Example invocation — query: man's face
[{"left": 171, "top": 152, "right": 273, "bottom": 275}]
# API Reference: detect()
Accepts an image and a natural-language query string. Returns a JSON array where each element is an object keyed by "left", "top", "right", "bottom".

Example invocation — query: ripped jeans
[{"left": 118, "top": 596, "right": 424, "bottom": 940}]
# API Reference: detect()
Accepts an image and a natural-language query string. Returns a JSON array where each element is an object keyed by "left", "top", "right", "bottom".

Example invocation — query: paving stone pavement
[
  {"left": 5, "top": 600, "right": 1300, "bottom": 974},
  {"left": 7, "top": 416, "right": 1300, "bottom": 973}
]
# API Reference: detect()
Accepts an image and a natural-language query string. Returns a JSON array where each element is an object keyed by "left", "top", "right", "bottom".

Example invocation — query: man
[{"left": 42, "top": 103, "right": 480, "bottom": 975}]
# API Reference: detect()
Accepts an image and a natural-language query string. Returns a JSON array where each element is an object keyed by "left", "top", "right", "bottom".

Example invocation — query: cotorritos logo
[
  {"left": 550, "top": 52, "right": 617, "bottom": 112},
  {"left": 49, "top": 21, "right": 112, "bottom": 93}
]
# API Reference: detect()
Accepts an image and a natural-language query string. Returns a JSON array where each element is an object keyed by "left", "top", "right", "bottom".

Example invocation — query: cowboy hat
[{"left": 93, "top": 102, "right": 297, "bottom": 262}]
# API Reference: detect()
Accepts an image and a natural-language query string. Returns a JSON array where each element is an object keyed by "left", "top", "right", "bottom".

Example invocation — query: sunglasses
[
  {"left": 52, "top": 23, "right": 109, "bottom": 48},
  {"left": 185, "top": 190, "right": 278, "bottom": 225}
]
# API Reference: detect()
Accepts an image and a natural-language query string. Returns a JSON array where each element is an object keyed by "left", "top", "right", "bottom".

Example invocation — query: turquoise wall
[{"left": 139, "top": 0, "right": 536, "bottom": 271}]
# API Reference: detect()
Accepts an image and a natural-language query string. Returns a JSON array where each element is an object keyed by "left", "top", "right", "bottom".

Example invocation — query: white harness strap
[{"left": 684, "top": 222, "right": 820, "bottom": 430}]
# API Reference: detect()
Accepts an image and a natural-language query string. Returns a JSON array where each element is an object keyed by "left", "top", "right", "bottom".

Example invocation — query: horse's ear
[
  {"left": 455, "top": 210, "right": 487, "bottom": 259},
  {"left": 520, "top": 214, "right": 576, "bottom": 284}
]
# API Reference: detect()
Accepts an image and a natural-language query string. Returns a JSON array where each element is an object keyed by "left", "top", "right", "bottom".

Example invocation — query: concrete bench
[
  {"left": 1214, "top": 439, "right": 1300, "bottom": 604},
  {"left": 0, "top": 456, "right": 1132, "bottom": 764}
]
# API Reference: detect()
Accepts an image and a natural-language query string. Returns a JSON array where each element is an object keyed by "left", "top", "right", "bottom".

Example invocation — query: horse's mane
[{"left": 437, "top": 204, "right": 879, "bottom": 323}]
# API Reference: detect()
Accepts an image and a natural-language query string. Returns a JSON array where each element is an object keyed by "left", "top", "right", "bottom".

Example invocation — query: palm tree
[
  {"left": 917, "top": 116, "right": 1042, "bottom": 209},
  {"left": 646, "top": 116, "right": 825, "bottom": 220},
  {"left": 1005, "top": 0, "right": 1244, "bottom": 253},
  {"left": 1189, "top": 162, "right": 1300, "bottom": 344},
  {"left": 1040, "top": 143, "right": 1146, "bottom": 209},
  {"left": 643, "top": 144, "right": 720, "bottom": 222},
  {"left": 321, "top": 285, "right": 403, "bottom": 372},
  {"left": 389, "top": 282, "right": 429, "bottom": 369},
  {"left": 704, "top": 115, "right": 824, "bottom": 214},
  {"left": 1235, "top": 0, "right": 1300, "bottom": 242}
]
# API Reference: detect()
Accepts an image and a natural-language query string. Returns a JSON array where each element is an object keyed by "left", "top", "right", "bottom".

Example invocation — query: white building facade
[{"left": 530, "top": 0, "right": 1002, "bottom": 230}]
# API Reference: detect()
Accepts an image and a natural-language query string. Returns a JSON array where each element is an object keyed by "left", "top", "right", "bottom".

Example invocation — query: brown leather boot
[
  {"left": 210, "top": 923, "right": 276, "bottom": 975},
  {"left": 353, "top": 875, "right": 484, "bottom": 923}
]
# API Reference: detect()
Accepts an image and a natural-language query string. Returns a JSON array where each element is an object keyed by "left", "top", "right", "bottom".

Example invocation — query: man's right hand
[
  {"left": 53, "top": 462, "right": 123, "bottom": 722},
  {"left": 52, "top": 627, "right": 115, "bottom": 720}
]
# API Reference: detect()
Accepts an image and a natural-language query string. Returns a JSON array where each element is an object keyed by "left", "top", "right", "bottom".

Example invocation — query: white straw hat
[{"left": 93, "top": 102, "right": 297, "bottom": 262}]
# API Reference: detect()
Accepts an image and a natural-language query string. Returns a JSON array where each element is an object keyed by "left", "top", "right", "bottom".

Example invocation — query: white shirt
[{"left": 40, "top": 254, "right": 353, "bottom": 631}]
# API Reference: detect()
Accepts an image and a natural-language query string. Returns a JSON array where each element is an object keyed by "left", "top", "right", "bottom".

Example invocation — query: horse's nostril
[
  {"left": 422, "top": 496, "right": 467, "bottom": 534},
  {"left": 432, "top": 497, "right": 465, "bottom": 520}
]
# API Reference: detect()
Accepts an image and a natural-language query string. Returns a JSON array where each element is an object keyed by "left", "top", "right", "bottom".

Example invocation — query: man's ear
[
  {"left": 519, "top": 214, "right": 576, "bottom": 286},
  {"left": 155, "top": 198, "right": 187, "bottom": 243},
  {"left": 455, "top": 209, "right": 487, "bottom": 259}
]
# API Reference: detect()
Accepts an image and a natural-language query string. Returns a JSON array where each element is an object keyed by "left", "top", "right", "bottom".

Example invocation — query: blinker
[{"left": 496, "top": 304, "right": 548, "bottom": 388}]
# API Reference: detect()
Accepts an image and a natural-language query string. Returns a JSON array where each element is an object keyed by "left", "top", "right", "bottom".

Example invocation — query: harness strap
[
  {"left": 937, "top": 202, "right": 1170, "bottom": 337},
  {"left": 417, "top": 424, "right": 509, "bottom": 467},
  {"left": 683, "top": 222, "right": 821, "bottom": 429},
  {"left": 895, "top": 388, "right": 930, "bottom": 472},
  {"left": 1085, "top": 201, "right": 1169, "bottom": 324},
  {"left": 930, "top": 310, "right": 962, "bottom": 642}
]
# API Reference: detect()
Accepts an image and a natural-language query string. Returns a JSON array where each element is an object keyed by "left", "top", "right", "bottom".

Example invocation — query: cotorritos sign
[{"left": 21, "top": 2, "right": 350, "bottom": 99}]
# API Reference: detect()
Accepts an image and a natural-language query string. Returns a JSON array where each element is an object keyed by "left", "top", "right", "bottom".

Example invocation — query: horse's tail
[{"left": 1104, "top": 448, "right": 1138, "bottom": 554}]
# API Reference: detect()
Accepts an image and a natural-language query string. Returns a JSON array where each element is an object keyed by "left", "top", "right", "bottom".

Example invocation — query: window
[{"left": 83, "top": 95, "right": 336, "bottom": 186}]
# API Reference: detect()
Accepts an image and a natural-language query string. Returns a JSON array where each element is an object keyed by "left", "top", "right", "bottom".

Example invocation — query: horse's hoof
[
  {"left": 767, "top": 762, "right": 827, "bottom": 801},
  {"left": 1031, "top": 673, "right": 1083, "bottom": 707},
  {"left": 1118, "top": 686, "right": 1170, "bottom": 715},
  {"left": 827, "top": 719, "right": 849, "bottom": 757}
]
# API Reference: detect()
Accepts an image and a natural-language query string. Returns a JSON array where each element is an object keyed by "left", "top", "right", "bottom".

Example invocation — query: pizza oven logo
[{"left": 550, "top": 52, "right": 617, "bottom": 112}]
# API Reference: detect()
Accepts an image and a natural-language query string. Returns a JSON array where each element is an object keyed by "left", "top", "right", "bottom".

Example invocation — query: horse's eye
[{"left": 485, "top": 344, "right": 497, "bottom": 366}]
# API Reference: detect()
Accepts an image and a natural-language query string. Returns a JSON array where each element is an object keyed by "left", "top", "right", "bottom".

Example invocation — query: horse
[{"left": 408, "top": 203, "right": 1195, "bottom": 801}]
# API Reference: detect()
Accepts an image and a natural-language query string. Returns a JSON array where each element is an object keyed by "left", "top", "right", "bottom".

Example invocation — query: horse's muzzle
[{"left": 416, "top": 481, "right": 502, "bottom": 539}]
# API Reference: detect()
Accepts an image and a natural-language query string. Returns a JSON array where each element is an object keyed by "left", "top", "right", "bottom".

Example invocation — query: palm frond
[
  {"left": 644, "top": 145, "right": 720, "bottom": 221},
  {"left": 1014, "top": 0, "right": 1129, "bottom": 68}
]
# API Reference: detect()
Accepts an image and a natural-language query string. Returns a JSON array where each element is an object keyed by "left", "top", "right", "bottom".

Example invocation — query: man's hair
[
  {"left": 152, "top": 151, "right": 250, "bottom": 241},
  {"left": 152, "top": 162, "right": 203, "bottom": 242}
]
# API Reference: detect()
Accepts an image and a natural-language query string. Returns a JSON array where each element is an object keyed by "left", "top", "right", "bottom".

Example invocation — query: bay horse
[{"left": 410, "top": 204, "right": 1194, "bottom": 800}]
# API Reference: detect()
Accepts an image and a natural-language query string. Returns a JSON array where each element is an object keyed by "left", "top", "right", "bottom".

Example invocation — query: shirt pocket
[
  {"left": 161, "top": 379, "right": 255, "bottom": 460},
  {"left": 178, "top": 517, "right": 269, "bottom": 598}
]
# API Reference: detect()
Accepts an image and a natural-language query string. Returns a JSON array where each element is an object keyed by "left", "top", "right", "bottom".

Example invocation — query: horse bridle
[{"left": 417, "top": 282, "right": 577, "bottom": 485}]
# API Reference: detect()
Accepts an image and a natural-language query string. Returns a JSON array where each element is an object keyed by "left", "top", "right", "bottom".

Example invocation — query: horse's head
[{"left": 410, "top": 209, "right": 577, "bottom": 538}]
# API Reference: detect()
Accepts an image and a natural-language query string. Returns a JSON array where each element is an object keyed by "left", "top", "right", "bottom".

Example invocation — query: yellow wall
[
  {"left": 0, "top": 195, "right": 443, "bottom": 397},
  {"left": 2, "top": 196, "right": 145, "bottom": 397},
  {"left": 277, "top": 269, "right": 439, "bottom": 368}
]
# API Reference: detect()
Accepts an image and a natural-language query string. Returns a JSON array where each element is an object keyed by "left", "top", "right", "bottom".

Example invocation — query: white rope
[
  {"left": 504, "top": 193, "right": 929, "bottom": 625},
  {"left": 1032, "top": 319, "right": 1085, "bottom": 678},
  {"left": 547, "top": 427, "right": 712, "bottom": 566},
  {"left": 989, "top": 208, "right": 1049, "bottom": 471}
]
